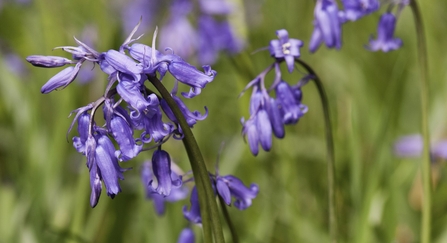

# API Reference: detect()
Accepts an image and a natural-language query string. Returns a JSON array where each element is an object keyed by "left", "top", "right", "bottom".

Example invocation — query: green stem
[
  {"left": 219, "top": 196, "right": 239, "bottom": 243},
  {"left": 409, "top": 1, "right": 432, "bottom": 243},
  {"left": 296, "top": 59, "right": 338, "bottom": 243},
  {"left": 148, "top": 75, "right": 225, "bottom": 243}
]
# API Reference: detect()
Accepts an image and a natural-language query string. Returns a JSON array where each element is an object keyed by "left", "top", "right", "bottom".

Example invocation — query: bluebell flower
[
  {"left": 141, "top": 161, "right": 188, "bottom": 215},
  {"left": 89, "top": 160, "right": 103, "bottom": 208},
  {"left": 216, "top": 175, "right": 259, "bottom": 210},
  {"left": 109, "top": 113, "right": 142, "bottom": 162},
  {"left": 177, "top": 228, "right": 195, "bottom": 243},
  {"left": 72, "top": 112, "right": 91, "bottom": 154},
  {"left": 26, "top": 37, "right": 105, "bottom": 93},
  {"left": 26, "top": 55, "right": 74, "bottom": 68},
  {"left": 116, "top": 76, "right": 158, "bottom": 114},
  {"left": 367, "top": 13, "right": 403, "bottom": 52},
  {"left": 183, "top": 186, "right": 202, "bottom": 224},
  {"left": 40, "top": 63, "right": 82, "bottom": 94},
  {"left": 309, "top": 0, "right": 343, "bottom": 52},
  {"left": 150, "top": 149, "right": 182, "bottom": 196},
  {"left": 168, "top": 62, "right": 217, "bottom": 98},
  {"left": 216, "top": 177, "right": 232, "bottom": 205},
  {"left": 275, "top": 80, "right": 308, "bottom": 125},
  {"left": 341, "top": 0, "right": 379, "bottom": 21},
  {"left": 142, "top": 107, "right": 174, "bottom": 143},
  {"left": 93, "top": 134, "right": 125, "bottom": 198},
  {"left": 241, "top": 87, "right": 273, "bottom": 156},
  {"left": 160, "top": 95, "right": 208, "bottom": 131},
  {"left": 266, "top": 97, "right": 285, "bottom": 139},
  {"left": 104, "top": 49, "right": 143, "bottom": 82},
  {"left": 269, "top": 29, "right": 303, "bottom": 73}
]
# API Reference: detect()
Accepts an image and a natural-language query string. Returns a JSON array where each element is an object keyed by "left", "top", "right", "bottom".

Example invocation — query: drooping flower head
[
  {"left": 150, "top": 148, "right": 183, "bottom": 196},
  {"left": 367, "top": 13, "right": 403, "bottom": 52},
  {"left": 240, "top": 30, "right": 309, "bottom": 156}
]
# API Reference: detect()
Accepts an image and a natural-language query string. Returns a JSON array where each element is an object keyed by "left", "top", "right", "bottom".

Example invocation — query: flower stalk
[
  {"left": 295, "top": 59, "right": 338, "bottom": 243},
  {"left": 148, "top": 74, "right": 225, "bottom": 243},
  {"left": 409, "top": 1, "right": 432, "bottom": 242}
]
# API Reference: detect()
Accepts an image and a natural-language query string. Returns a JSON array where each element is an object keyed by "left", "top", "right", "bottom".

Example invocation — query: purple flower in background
[
  {"left": 159, "top": 0, "right": 197, "bottom": 59},
  {"left": 199, "top": 0, "right": 233, "bottom": 15},
  {"left": 269, "top": 29, "right": 303, "bottom": 73},
  {"left": 394, "top": 134, "right": 447, "bottom": 161},
  {"left": 141, "top": 161, "right": 188, "bottom": 215},
  {"left": 121, "top": 0, "right": 161, "bottom": 35},
  {"left": 341, "top": 0, "right": 379, "bottom": 21},
  {"left": 367, "top": 13, "right": 403, "bottom": 52},
  {"left": 309, "top": 0, "right": 342, "bottom": 52},
  {"left": 197, "top": 15, "right": 243, "bottom": 64},
  {"left": 177, "top": 228, "right": 195, "bottom": 243},
  {"left": 394, "top": 134, "right": 423, "bottom": 158},
  {"left": 183, "top": 186, "right": 202, "bottom": 224}
]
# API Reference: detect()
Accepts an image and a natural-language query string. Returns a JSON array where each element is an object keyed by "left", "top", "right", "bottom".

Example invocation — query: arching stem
[
  {"left": 296, "top": 59, "right": 338, "bottom": 243},
  {"left": 148, "top": 75, "right": 225, "bottom": 243}
]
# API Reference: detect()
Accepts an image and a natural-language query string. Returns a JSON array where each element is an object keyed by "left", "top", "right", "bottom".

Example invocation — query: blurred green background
[{"left": 1, "top": 0, "right": 447, "bottom": 242}]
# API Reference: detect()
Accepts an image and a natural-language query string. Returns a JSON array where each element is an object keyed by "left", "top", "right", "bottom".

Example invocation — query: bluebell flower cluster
[
  {"left": 309, "top": 0, "right": 409, "bottom": 52},
  {"left": 27, "top": 22, "right": 216, "bottom": 207},
  {"left": 241, "top": 29, "right": 308, "bottom": 156}
]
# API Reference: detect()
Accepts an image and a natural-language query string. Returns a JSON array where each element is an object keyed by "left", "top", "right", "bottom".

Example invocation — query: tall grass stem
[{"left": 409, "top": 1, "right": 432, "bottom": 242}]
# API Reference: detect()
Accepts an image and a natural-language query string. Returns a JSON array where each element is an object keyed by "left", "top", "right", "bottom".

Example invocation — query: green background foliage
[{"left": 0, "top": 1, "right": 446, "bottom": 242}]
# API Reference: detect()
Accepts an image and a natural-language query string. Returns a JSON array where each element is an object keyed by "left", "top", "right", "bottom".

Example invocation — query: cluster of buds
[{"left": 26, "top": 22, "right": 215, "bottom": 207}]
